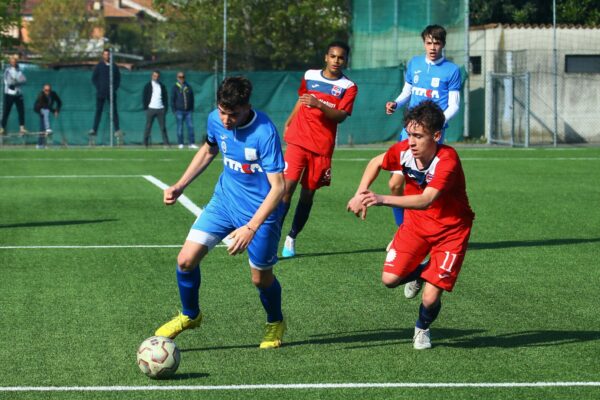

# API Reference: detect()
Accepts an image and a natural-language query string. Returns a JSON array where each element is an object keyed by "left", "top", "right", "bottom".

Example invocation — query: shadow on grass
[
  {"left": 180, "top": 327, "right": 483, "bottom": 352},
  {"left": 277, "top": 248, "right": 385, "bottom": 261},
  {"left": 442, "top": 330, "right": 600, "bottom": 348},
  {"left": 0, "top": 218, "right": 118, "bottom": 229},
  {"left": 469, "top": 237, "right": 600, "bottom": 250},
  {"left": 278, "top": 238, "right": 600, "bottom": 261},
  {"left": 171, "top": 372, "right": 210, "bottom": 380}
]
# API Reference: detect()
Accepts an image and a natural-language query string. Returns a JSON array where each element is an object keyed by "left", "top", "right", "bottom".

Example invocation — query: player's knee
[
  {"left": 381, "top": 273, "right": 402, "bottom": 288},
  {"left": 388, "top": 181, "right": 403, "bottom": 195},
  {"left": 176, "top": 254, "right": 197, "bottom": 272},
  {"left": 421, "top": 291, "right": 441, "bottom": 309}
]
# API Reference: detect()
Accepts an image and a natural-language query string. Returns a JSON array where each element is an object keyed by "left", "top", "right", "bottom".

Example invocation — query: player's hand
[
  {"left": 360, "top": 190, "right": 383, "bottom": 207},
  {"left": 346, "top": 194, "right": 368, "bottom": 220},
  {"left": 385, "top": 101, "right": 397, "bottom": 115},
  {"left": 299, "top": 94, "right": 319, "bottom": 108},
  {"left": 226, "top": 225, "right": 255, "bottom": 255},
  {"left": 164, "top": 185, "right": 183, "bottom": 206}
]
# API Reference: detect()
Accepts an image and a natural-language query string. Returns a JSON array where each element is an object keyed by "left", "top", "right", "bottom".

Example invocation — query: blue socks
[
  {"left": 177, "top": 265, "right": 201, "bottom": 319},
  {"left": 416, "top": 301, "right": 442, "bottom": 330},
  {"left": 258, "top": 277, "right": 283, "bottom": 323},
  {"left": 393, "top": 207, "right": 404, "bottom": 226}
]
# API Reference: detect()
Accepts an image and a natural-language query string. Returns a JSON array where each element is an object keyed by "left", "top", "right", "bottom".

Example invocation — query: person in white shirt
[
  {"left": 142, "top": 70, "right": 170, "bottom": 147},
  {"left": 1, "top": 55, "right": 27, "bottom": 135}
]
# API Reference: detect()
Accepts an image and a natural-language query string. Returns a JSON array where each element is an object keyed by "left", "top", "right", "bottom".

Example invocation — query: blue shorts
[
  {"left": 186, "top": 196, "right": 283, "bottom": 269},
  {"left": 398, "top": 126, "right": 446, "bottom": 144}
]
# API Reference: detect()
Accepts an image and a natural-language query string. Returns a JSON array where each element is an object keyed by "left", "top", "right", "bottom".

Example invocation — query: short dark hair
[
  {"left": 217, "top": 76, "right": 252, "bottom": 109},
  {"left": 421, "top": 25, "right": 447, "bottom": 45},
  {"left": 404, "top": 101, "right": 445, "bottom": 135},
  {"left": 153, "top": 70, "right": 161, "bottom": 75},
  {"left": 326, "top": 41, "right": 350, "bottom": 56}
]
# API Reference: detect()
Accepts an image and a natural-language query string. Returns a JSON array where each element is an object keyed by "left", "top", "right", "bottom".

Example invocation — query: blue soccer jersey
[
  {"left": 206, "top": 109, "right": 285, "bottom": 221},
  {"left": 405, "top": 55, "right": 461, "bottom": 112}
]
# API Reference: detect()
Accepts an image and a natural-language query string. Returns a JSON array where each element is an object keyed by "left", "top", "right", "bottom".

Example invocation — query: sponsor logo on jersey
[
  {"left": 431, "top": 77, "right": 440, "bottom": 87},
  {"left": 411, "top": 86, "right": 440, "bottom": 99},
  {"left": 311, "top": 83, "right": 320, "bottom": 88},
  {"left": 331, "top": 85, "right": 342, "bottom": 97},
  {"left": 318, "top": 98, "right": 336, "bottom": 109},
  {"left": 223, "top": 156, "right": 263, "bottom": 174},
  {"left": 245, "top": 147, "right": 258, "bottom": 161}
]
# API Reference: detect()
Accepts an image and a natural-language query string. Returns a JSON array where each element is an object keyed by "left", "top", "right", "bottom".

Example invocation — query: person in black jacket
[
  {"left": 89, "top": 49, "right": 122, "bottom": 145},
  {"left": 33, "top": 83, "right": 62, "bottom": 148},
  {"left": 142, "top": 70, "right": 170, "bottom": 147},
  {"left": 171, "top": 71, "right": 197, "bottom": 149}
]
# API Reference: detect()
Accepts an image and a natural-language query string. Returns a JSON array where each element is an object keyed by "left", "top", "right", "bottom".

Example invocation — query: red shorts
[
  {"left": 383, "top": 222, "right": 472, "bottom": 292},
  {"left": 284, "top": 143, "right": 332, "bottom": 190}
]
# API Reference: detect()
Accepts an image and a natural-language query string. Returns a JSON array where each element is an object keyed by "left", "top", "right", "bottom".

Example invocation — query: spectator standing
[
  {"left": 142, "top": 70, "right": 170, "bottom": 148},
  {"left": 171, "top": 71, "right": 197, "bottom": 149},
  {"left": 33, "top": 84, "right": 62, "bottom": 148},
  {"left": 1, "top": 55, "right": 27, "bottom": 135},
  {"left": 89, "top": 49, "right": 122, "bottom": 145}
]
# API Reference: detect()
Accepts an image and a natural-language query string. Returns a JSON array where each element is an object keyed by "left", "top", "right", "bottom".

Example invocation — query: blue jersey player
[
  {"left": 155, "top": 77, "right": 287, "bottom": 349},
  {"left": 385, "top": 25, "right": 461, "bottom": 226}
]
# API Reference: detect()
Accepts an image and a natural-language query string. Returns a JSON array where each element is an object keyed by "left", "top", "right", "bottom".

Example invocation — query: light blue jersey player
[
  {"left": 385, "top": 25, "right": 462, "bottom": 226},
  {"left": 155, "top": 77, "right": 287, "bottom": 349}
]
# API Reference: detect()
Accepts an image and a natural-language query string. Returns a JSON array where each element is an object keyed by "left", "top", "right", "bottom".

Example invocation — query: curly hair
[
  {"left": 217, "top": 76, "right": 253, "bottom": 109},
  {"left": 403, "top": 100, "right": 445, "bottom": 135}
]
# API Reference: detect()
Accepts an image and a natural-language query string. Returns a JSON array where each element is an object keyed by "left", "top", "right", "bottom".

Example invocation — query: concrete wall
[{"left": 469, "top": 24, "right": 600, "bottom": 143}]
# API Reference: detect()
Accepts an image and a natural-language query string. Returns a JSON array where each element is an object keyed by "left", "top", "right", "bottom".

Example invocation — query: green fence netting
[{"left": 1, "top": 66, "right": 465, "bottom": 146}]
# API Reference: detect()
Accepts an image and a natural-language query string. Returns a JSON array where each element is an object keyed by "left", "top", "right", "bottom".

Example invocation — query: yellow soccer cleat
[
  {"left": 155, "top": 311, "right": 203, "bottom": 339},
  {"left": 259, "top": 320, "right": 286, "bottom": 349}
]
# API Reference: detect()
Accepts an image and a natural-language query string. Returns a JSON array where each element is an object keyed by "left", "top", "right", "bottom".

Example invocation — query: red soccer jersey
[
  {"left": 284, "top": 69, "right": 357, "bottom": 158},
  {"left": 381, "top": 141, "right": 475, "bottom": 233}
]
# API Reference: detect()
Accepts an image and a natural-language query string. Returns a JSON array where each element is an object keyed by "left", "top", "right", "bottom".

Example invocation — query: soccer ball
[{"left": 136, "top": 336, "right": 180, "bottom": 379}]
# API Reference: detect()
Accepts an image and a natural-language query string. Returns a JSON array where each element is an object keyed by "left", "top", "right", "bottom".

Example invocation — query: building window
[
  {"left": 470, "top": 56, "right": 482, "bottom": 75},
  {"left": 565, "top": 55, "right": 600, "bottom": 73}
]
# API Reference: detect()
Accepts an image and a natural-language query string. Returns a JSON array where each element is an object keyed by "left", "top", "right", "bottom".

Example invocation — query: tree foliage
[
  {"left": 155, "top": 0, "right": 350, "bottom": 70},
  {"left": 470, "top": 0, "right": 600, "bottom": 26},
  {"left": 0, "top": 0, "right": 22, "bottom": 50},
  {"left": 28, "top": 0, "right": 104, "bottom": 63}
]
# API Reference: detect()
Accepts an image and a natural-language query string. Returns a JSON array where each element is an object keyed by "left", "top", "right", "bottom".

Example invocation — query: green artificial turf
[{"left": 0, "top": 146, "right": 599, "bottom": 400}]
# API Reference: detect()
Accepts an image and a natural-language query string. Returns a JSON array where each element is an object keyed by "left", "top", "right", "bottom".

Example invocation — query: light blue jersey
[
  {"left": 207, "top": 109, "right": 284, "bottom": 221},
  {"left": 405, "top": 55, "right": 461, "bottom": 111},
  {"left": 189, "top": 109, "right": 284, "bottom": 268},
  {"left": 399, "top": 55, "right": 461, "bottom": 142}
]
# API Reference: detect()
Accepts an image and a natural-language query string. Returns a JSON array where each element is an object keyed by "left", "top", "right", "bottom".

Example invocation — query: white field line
[
  {"left": 0, "top": 158, "right": 175, "bottom": 162},
  {"left": 1, "top": 382, "right": 600, "bottom": 392},
  {"left": 0, "top": 245, "right": 181, "bottom": 249},
  {"left": 0, "top": 174, "right": 143, "bottom": 178},
  {"left": 142, "top": 175, "right": 232, "bottom": 247},
  {"left": 0, "top": 175, "right": 228, "bottom": 248}
]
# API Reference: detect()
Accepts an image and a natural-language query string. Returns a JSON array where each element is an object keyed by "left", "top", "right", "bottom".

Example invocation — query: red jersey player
[
  {"left": 347, "top": 100, "right": 474, "bottom": 350},
  {"left": 281, "top": 41, "right": 358, "bottom": 258}
]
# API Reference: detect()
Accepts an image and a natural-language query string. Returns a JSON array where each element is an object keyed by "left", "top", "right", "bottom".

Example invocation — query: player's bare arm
[
  {"left": 284, "top": 100, "right": 302, "bottom": 132},
  {"left": 346, "top": 153, "right": 387, "bottom": 219},
  {"left": 299, "top": 94, "right": 349, "bottom": 123},
  {"left": 227, "top": 172, "right": 285, "bottom": 255},
  {"left": 360, "top": 185, "right": 441, "bottom": 210},
  {"left": 164, "top": 142, "right": 219, "bottom": 205}
]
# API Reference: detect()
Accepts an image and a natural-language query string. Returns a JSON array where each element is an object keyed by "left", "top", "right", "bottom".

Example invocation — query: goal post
[{"left": 486, "top": 72, "right": 530, "bottom": 147}]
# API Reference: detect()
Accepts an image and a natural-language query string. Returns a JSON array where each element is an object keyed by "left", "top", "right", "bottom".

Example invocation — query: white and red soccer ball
[{"left": 136, "top": 336, "right": 180, "bottom": 379}]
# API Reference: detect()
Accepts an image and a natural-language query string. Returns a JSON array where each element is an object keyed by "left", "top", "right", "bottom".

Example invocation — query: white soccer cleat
[
  {"left": 413, "top": 327, "right": 432, "bottom": 350},
  {"left": 281, "top": 235, "right": 296, "bottom": 258},
  {"left": 404, "top": 278, "right": 423, "bottom": 299},
  {"left": 178, "top": 144, "right": 184, "bottom": 149},
  {"left": 189, "top": 144, "right": 199, "bottom": 149}
]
